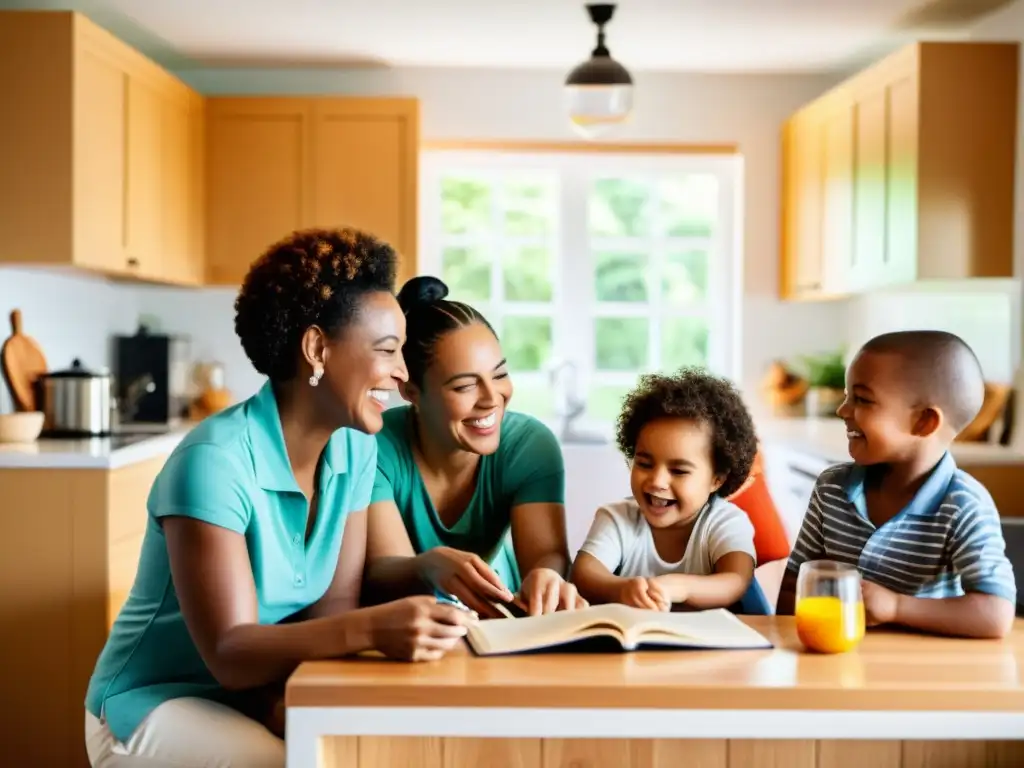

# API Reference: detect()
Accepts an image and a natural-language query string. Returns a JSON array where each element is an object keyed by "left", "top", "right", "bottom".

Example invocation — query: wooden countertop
[{"left": 286, "top": 616, "right": 1024, "bottom": 712}]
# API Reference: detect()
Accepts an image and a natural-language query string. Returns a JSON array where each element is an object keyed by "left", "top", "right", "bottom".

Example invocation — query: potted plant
[{"left": 799, "top": 350, "right": 847, "bottom": 418}]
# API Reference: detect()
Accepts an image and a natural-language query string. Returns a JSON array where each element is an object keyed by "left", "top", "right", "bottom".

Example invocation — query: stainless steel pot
[{"left": 38, "top": 358, "right": 114, "bottom": 436}]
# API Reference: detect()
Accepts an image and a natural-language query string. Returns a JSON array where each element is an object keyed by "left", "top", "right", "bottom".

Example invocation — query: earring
[{"left": 308, "top": 365, "right": 324, "bottom": 387}]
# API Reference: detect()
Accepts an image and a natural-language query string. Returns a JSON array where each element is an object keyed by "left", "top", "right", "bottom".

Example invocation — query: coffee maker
[{"left": 113, "top": 325, "right": 191, "bottom": 426}]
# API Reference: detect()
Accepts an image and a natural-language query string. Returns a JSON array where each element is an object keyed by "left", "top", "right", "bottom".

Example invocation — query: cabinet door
[
  {"left": 72, "top": 40, "right": 128, "bottom": 274},
  {"left": 159, "top": 91, "right": 194, "bottom": 284},
  {"left": 883, "top": 73, "right": 919, "bottom": 287},
  {"left": 820, "top": 101, "right": 855, "bottom": 294},
  {"left": 125, "top": 75, "right": 164, "bottom": 279},
  {"left": 205, "top": 99, "right": 313, "bottom": 285},
  {"left": 852, "top": 88, "right": 888, "bottom": 292},
  {"left": 187, "top": 93, "right": 206, "bottom": 283},
  {"left": 780, "top": 109, "right": 823, "bottom": 298},
  {"left": 107, "top": 456, "right": 168, "bottom": 627},
  {"left": 310, "top": 98, "right": 419, "bottom": 286}
]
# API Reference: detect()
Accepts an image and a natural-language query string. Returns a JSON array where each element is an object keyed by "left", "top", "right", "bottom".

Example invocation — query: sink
[{"left": 560, "top": 430, "right": 609, "bottom": 445}]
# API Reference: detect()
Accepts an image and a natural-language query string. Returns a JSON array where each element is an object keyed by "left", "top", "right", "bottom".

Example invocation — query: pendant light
[{"left": 563, "top": 3, "right": 634, "bottom": 139}]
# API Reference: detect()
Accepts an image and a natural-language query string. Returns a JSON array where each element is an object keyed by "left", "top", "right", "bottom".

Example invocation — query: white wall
[
  {"left": 2, "top": 66, "right": 846, "bottom": 414},
  {"left": 0, "top": 267, "right": 140, "bottom": 412},
  {"left": 844, "top": 280, "right": 1021, "bottom": 383}
]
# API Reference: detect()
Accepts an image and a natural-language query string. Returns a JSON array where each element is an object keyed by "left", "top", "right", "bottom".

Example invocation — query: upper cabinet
[
  {"left": 205, "top": 97, "right": 419, "bottom": 287},
  {"left": 780, "top": 42, "right": 1019, "bottom": 301},
  {"left": 0, "top": 11, "right": 205, "bottom": 285}
]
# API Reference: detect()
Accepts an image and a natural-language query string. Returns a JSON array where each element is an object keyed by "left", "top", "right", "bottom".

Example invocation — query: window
[{"left": 420, "top": 149, "right": 742, "bottom": 429}]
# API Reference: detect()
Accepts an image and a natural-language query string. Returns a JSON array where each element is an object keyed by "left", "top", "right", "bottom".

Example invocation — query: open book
[{"left": 465, "top": 604, "right": 773, "bottom": 656}]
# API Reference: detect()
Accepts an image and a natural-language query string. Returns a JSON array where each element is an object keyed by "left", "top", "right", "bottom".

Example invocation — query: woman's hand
[
  {"left": 367, "top": 595, "right": 478, "bottom": 662},
  {"left": 519, "top": 567, "right": 589, "bottom": 615},
  {"left": 421, "top": 547, "right": 514, "bottom": 618}
]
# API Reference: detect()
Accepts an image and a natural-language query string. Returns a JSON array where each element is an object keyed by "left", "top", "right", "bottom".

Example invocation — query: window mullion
[
  {"left": 560, "top": 160, "right": 592, "bottom": 408},
  {"left": 650, "top": 178, "right": 665, "bottom": 373}
]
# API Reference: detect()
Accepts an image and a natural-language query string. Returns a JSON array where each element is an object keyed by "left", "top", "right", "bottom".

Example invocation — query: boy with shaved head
[{"left": 777, "top": 330, "right": 1016, "bottom": 638}]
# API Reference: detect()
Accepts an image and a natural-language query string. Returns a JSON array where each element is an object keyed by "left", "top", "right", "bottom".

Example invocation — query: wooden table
[{"left": 285, "top": 616, "right": 1024, "bottom": 768}]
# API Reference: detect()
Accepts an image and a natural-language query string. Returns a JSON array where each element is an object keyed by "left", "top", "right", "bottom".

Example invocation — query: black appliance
[{"left": 113, "top": 325, "right": 191, "bottom": 425}]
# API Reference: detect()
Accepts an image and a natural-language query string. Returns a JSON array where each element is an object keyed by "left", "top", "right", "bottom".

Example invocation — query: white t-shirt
[{"left": 578, "top": 496, "right": 757, "bottom": 579}]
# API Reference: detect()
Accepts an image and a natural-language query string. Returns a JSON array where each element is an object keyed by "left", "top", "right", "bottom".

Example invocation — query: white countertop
[
  {"left": 756, "top": 415, "right": 1024, "bottom": 467},
  {"left": 0, "top": 425, "right": 192, "bottom": 470}
]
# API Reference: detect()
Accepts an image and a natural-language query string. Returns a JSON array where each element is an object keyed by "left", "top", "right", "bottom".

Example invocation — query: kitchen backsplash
[
  {"left": 844, "top": 279, "right": 1020, "bottom": 383},
  {"left": 0, "top": 267, "right": 139, "bottom": 413}
]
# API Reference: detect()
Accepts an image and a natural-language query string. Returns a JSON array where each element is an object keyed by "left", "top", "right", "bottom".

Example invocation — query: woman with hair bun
[
  {"left": 83, "top": 230, "right": 476, "bottom": 768},
  {"left": 362, "top": 275, "right": 585, "bottom": 618}
]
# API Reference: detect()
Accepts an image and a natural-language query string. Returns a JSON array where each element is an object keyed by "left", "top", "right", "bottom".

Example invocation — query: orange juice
[{"left": 795, "top": 595, "right": 865, "bottom": 653}]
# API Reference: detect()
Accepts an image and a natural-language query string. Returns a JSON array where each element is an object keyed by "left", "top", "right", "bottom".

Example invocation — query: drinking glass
[{"left": 795, "top": 560, "right": 865, "bottom": 654}]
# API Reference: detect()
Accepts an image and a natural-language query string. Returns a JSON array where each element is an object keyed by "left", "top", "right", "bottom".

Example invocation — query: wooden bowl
[{"left": 0, "top": 411, "right": 44, "bottom": 443}]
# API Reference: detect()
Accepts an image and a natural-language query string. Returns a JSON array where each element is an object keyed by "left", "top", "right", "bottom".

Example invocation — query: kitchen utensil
[
  {"left": 0, "top": 411, "right": 44, "bottom": 443},
  {"left": 794, "top": 560, "right": 865, "bottom": 654},
  {"left": 37, "top": 358, "right": 114, "bottom": 436},
  {"left": 956, "top": 382, "right": 1012, "bottom": 443},
  {"left": 1, "top": 309, "right": 48, "bottom": 411}
]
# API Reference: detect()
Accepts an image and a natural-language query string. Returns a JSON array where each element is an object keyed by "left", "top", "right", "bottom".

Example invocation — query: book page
[
  {"left": 466, "top": 604, "right": 629, "bottom": 655},
  {"left": 623, "top": 608, "right": 773, "bottom": 649},
  {"left": 465, "top": 604, "right": 771, "bottom": 655}
]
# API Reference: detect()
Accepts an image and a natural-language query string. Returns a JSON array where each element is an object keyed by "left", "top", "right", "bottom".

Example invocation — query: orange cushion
[{"left": 726, "top": 451, "right": 791, "bottom": 564}]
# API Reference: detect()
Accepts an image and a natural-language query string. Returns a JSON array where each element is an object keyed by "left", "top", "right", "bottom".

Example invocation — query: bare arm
[
  {"left": 361, "top": 500, "right": 432, "bottom": 604},
  {"left": 776, "top": 568, "right": 798, "bottom": 615},
  {"left": 362, "top": 500, "right": 511, "bottom": 614},
  {"left": 570, "top": 551, "right": 630, "bottom": 605},
  {"left": 894, "top": 592, "right": 1015, "bottom": 639},
  {"left": 652, "top": 552, "right": 755, "bottom": 610},
  {"left": 511, "top": 502, "right": 571, "bottom": 577},
  {"left": 163, "top": 517, "right": 375, "bottom": 691}
]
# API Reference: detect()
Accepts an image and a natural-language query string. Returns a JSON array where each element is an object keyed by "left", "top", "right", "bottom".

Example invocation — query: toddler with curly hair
[{"left": 570, "top": 367, "right": 759, "bottom": 612}]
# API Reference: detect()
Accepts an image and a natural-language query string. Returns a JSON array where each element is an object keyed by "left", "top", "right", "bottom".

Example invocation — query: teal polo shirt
[{"left": 85, "top": 381, "right": 377, "bottom": 742}]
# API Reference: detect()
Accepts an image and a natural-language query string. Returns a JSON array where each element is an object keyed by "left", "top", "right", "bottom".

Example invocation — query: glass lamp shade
[
  {"left": 564, "top": 84, "right": 634, "bottom": 138},
  {"left": 564, "top": 55, "right": 634, "bottom": 139}
]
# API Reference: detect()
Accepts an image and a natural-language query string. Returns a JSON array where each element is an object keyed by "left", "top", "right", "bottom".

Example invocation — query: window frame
[{"left": 419, "top": 148, "right": 744, "bottom": 429}]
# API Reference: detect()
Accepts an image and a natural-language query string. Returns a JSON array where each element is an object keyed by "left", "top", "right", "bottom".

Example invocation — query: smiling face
[
  {"left": 407, "top": 321, "right": 512, "bottom": 455},
  {"left": 629, "top": 417, "right": 724, "bottom": 529},
  {"left": 836, "top": 349, "right": 925, "bottom": 465},
  {"left": 316, "top": 290, "right": 408, "bottom": 434}
]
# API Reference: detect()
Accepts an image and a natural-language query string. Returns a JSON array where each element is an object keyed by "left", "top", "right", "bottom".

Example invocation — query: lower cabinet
[{"left": 0, "top": 455, "right": 167, "bottom": 768}]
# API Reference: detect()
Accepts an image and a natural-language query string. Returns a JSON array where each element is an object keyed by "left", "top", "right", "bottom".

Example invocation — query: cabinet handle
[{"left": 126, "top": 258, "right": 139, "bottom": 268}]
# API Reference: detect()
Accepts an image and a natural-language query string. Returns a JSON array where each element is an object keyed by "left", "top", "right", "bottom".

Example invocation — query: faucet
[{"left": 548, "top": 360, "right": 606, "bottom": 444}]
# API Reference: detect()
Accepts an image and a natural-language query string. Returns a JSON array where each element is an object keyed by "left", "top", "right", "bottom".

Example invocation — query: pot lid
[{"left": 45, "top": 358, "right": 111, "bottom": 379}]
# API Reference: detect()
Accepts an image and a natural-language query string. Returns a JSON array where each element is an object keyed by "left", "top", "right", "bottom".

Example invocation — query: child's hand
[
  {"left": 618, "top": 577, "right": 669, "bottom": 611},
  {"left": 861, "top": 580, "right": 900, "bottom": 626},
  {"left": 646, "top": 577, "right": 674, "bottom": 611}
]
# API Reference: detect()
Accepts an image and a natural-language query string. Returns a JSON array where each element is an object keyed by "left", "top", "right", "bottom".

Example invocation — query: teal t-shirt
[
  {"left": 370, "top": 406, "right": 565, "bottom": 592},
  {"left": 85, "top": 381, "right": 377, "bottom": 743}
]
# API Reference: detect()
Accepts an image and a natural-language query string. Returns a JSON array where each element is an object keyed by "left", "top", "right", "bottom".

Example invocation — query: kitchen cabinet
[
  {"left": 0, "top": 11, "right": 205, "bottom": 285},
  {"left": 206, "top": 96, "right": 419, "bottom": 287},
  {"left": 780, "top": 42, "right": 1018, "bottom": 300},
  {"left": 0, "top": 454, "right": 168, "bottom": 768}
]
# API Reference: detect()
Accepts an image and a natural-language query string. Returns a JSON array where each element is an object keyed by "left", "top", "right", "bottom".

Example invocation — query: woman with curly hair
[
  {"left": 570, "top": 367, "right": 759, "bottom": 612},
  {"left": 361, "top": 276, "right": 584, "bottom": 618},
  {"left": 83, "top": 229, "right": 475, "bottom": 768}
]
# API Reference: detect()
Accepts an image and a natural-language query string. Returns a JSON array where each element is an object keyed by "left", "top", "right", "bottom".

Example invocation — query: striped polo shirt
[{"left": 786, "top": 452, "right": 1017, "bottom": 603}]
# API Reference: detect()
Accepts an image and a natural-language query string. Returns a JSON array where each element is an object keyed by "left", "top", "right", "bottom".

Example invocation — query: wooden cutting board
[{"left": 1, "top": 309, "right": 48, "bottom": 412}]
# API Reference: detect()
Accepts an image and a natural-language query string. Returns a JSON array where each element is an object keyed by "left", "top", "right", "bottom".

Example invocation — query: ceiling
[{"left": 0, "top": 0, "right": 1016, "bottom": 73}]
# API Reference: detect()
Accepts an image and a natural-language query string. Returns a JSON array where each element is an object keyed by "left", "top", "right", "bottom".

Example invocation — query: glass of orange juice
[{"left": 795, "top": 560, "right": 865, "bottom": 654}]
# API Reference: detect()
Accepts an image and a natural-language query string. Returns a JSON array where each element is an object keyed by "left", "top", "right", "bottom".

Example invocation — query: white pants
[{"left": 85, "top": 697, "right": 285, "bottom": 768}]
